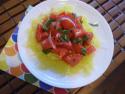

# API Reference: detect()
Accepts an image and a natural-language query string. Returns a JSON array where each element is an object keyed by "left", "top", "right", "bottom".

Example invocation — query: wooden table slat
[
  {"left": 9, "top": 78, "right": 26, "bottom": 91},
  {"left": 23, "top": 0, "right": 41, "bottom": 8},
  {"left": 16, "top": 84, "right": 38, "bottom": 94},
  {"left": 0, "top": 6, "right": 5, "bottom": 14},
  {"left": 0, "top": 74, "right": 8, "bottom": 88},
  {"left": 8, "top": 4, "right": 25, "bottom": 17},
  {"left": 115, "top": 13, "right": 125, "bottom": 25},
  {"left": 104, "top": 13, "right": 113, "bottom": 22},
  {"left": 0, "top": 19, "right": 16, "bottom": 35},
  {"left": 90, "top": 1, "right": 99, "bottom": 8},
  {"left": 102, "top": 0, "right": 115, "bottom": 11},
  {"left": 0, "top": 12, "right": 10, "bottom": 24},
  {"left": 96, "top": 0, "right": 108, "bottom": 5},
  {"left": 0, "top": 84, "right": 13, "bottom": 94},
  {"left": 118, "top": 0, "right": 125, "bottom": 12},
  {"left": 112, "top": 0, "right": 123, "bottom": 4},
  {"left": 108, "top": 6, "right": 122, "bottom": 18},
  {"left": 113, "top": 27, "right": 124, "bottom": 39},
  {"left": 109, "top": 20, "right": 119, "bottom": 31},
  {"left": 114, "top": 43, "right": 121, "bottom": 56},
  {"left": 13, "top": 11, "right": 25, "bottom": 24},
  {"left": 3, "top": 0, "right": 25, "bottom": 10},
  {"left": 118, "top": 35, "right": 125, "bottom": 47}
]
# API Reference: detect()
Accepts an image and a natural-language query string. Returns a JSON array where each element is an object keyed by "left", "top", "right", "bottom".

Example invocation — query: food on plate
[
  {"left": 28, "top": 6, "right": 99, "bottom": 75},
  {"left": 35, "top": 12, "right": 96, "bottom": 67}
]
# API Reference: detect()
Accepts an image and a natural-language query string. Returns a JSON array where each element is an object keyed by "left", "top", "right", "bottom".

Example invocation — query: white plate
[{"left": 18, "top": 0, "right": 114, "bottom": 88}]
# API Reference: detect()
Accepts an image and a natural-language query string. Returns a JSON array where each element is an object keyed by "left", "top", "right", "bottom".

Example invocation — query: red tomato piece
[
  {"left": 56, "top": 21, "right": 61, "bottom": 30},
  {"left": 53, "top": 48, "right": 68, "bottom": 58},
  {"left": 36, "top": 30, "right": 42, "bottom": 42},
  {"left": 68, "top": 32, "right": 74, "bottom": 39},
  {"left": 58, "top": 12, "right": 67, "bottom": 18},
  {"left": 66, "top": 13, "right": 75, "bottom": 19},
  {"left": 86, "top": 45, "right": 96, "bottom": 54},
  {"left": 57, "top": 41, "right": 72, "bottom": 50},
  {"left": 60, "top": 17, "right": 75, "bottom": 30},
  {"left": 58, "top": 12, "right": 75, "bottom": 20},
  {"left": 63, "top": 54, "right": 83, "bottom": 67},
  {"left": 41, "top": 38, "right": 53, "bottom": 49},
  {"left": 75, "top": 16, "right": 82, "bottom": 23},
  {"left": 50, "top": 13, "right": 57, "bottom": 20},
  {"left": 36, "top": 24, "right": 43, "bottom": 42},
  {"left": 50, "top": 24, "right": 58, "bottom": 36},
  {"left": 73, "top": 44, "right": 83, "bottom": 53},
  {"left": 53, "top": 33, "right": 61, "bottom": 46},
  {"left": 86, "top": 32, "right": 93, "bottom": 42},
  {"left": 41, "top": 32, "right": 49, "bottom": 41},
  {"left": 73, "top": 29, "right": 86, "bottom": 38}
]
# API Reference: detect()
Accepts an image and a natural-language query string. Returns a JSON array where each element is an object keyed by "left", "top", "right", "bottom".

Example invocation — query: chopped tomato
[
  {"left": 86, "top": 32, "right": 93, "bottom": 42},
  {"left": 50, "top": 13, "right": 57, "bottom": 20},
  {"left": 50, "top": 24, "right": 58, "bottom": 36},
  {"left": 41, "top": 38, "right": 53, "bottom": 49},
  {"left": 73, "top": 44, "right": 83, "bottom": 53},
  {"left": 36, "top": 30, "right": 42, "bottom": 42},
  {"left": 75, "top": 16, "right": 82, "bottom": 23},
  {"left": 58, "top": 12, "right": 67, "bottom": 18},
  {"left": 36, "top": 11, "right": 96, "bottom": 67},
  {"left": 68, "top": 32, "right": 74, "bottom": 39},
  {"left": 60, "top": 17, "right": 75, "bottom": 30},
  {"left": 64, "top": 54, "right": 82, "bottom": 67},
  {"left": 66, "top": 13, "right": 75, "bottom": 19},
  {"left": 73, "top": 29, "right": 86, "bottom": 38},
  {"left": 57, "top": 41, "right": 72, "bottom": 50},
  {"left": 36, "top": 24, "right": 43, "bottom": 42},
  {"left": 56, "top": 22, "right": 61, "bottom": 30},
  {"left": 41, "top": 32, "right": 49, "bottom": 41},
  {"left": 58, "top": 12, "right": 75, "bottom": 20},
  {"left": 53, "top": 33, "right": 61, "bottom": 46},
  {"left": 75, "top": 16, "right": 83, "bottom": 28},
  {"left": 86, "top": 45, "right": 96, "bottom": 54},
  {"left": 53, "top": 48, "right": 68, "bottom": 58}
]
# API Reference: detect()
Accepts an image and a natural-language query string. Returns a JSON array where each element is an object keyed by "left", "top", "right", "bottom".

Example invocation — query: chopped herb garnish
[
  {"left": 62, "top": 30, "right": 70, "bottom": 34},
  {"left": 89, "top": 23, "right": 99, "bottom": 27},
  {"left": 81, "top": 48, "right": 87, "bottom": 55},
  {"left": 59, "top": 29, "right": 70, "bottom": 34},
  {"left": 82, "top": 35, "right": 89, "bottom": 42},
  {"left": 43, "top": 24, "right": 48, "bottom": 31},
  {"left": 60, "top": 34, "right": 69, "bottom": 42},
  {"left": 43, "top": 18, "right": 55, "bottom": 31},
  {"left": 42, "top": 49, "right": 51, "bottom": 54},
  {"left": 72, "top": 38, "right": 82, "bottom": 44}
]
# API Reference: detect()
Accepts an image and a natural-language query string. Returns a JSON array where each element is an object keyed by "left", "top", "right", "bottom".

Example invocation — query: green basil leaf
[
  {"left": 82, "top": 35, "right": 89, "bottom": 42},
  {"left": 43, "top": 18, "right": 55, "bottom": 31},
  {"left": 42, "top": 24, "right": 48, "bottom": 31},
  {"left": 60, "top": 34, "right": 69, "bottom": 42},
  {"left": 58, "top": 29, "right": 70, "bottom": 34},
  {"left": 42, "top": 49, "right": 51, "bottom": 54},
  {"left": 72, "top": 38, "right": 82, "bottom": 44},
  {"left": 81, "top": 48, "right": 87, "bottom": 55},
  {"left": 46, "top": 18, "right": 55, "bottom": 26},
  {"left": 62, "top": 30, "right": 70, "bottom": 34}
]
